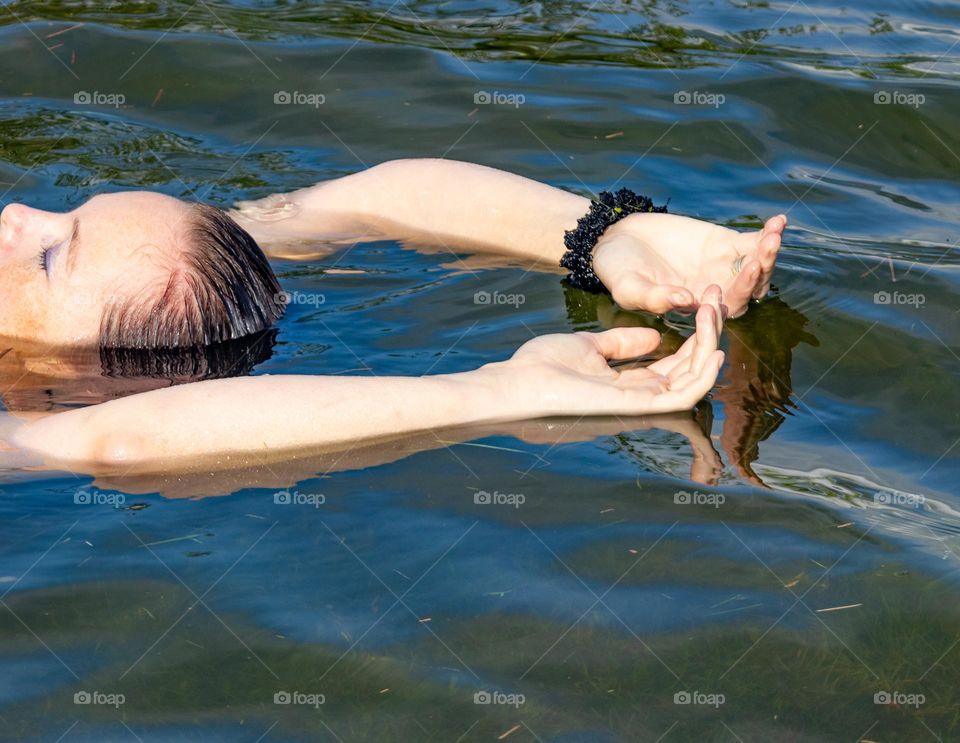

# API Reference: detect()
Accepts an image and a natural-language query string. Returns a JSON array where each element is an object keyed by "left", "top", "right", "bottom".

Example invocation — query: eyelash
[{"left": 38, "top": 247, "right": 51, "bottom": 272}]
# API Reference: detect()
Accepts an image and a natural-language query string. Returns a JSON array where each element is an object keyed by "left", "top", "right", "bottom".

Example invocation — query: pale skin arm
[
  {"left": 11, "top": 288, "right": 726, "bottom": 475},
  {"left": 231, "top": 158, "right": 785, "bottom": 317}
]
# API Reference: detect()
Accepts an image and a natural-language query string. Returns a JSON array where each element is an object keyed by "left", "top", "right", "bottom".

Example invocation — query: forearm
[
  {"left": 12, "top": 365, "right": 526, "bottom": 473},
  {"left": 232, "top": 158, "right": 589, "bottom": 264}
]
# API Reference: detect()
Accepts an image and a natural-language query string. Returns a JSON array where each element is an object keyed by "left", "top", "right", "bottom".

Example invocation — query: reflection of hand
[
  {"left": 507, "top": 407, "right": 722, "bottom": 486},
  {"left": 503, "top": 287, "right": 725, "bottom": 416},
  {"left": 715, "top": 299, "right": 816, "bottom": 486},
  {"left": 593, "top": 212, "right": 785, "bottom": 317}
]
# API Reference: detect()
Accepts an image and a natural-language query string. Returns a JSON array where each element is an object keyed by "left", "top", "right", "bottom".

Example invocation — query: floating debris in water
[
  {"left": 46, "top": 23, "right": 84, "bottom": 39},
  {"left": 815, "top": 603, "right": 863, "bottom": 613}
]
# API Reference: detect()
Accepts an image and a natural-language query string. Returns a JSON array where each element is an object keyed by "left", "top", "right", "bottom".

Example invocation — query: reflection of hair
[
  {"left": 99, "top": 204, "right": 284, "bottom": 349},
  {"left": 99, "top": 328, "right": 278, "bottom": 381},
  {"left": 0, "top": 330, "right": 280, "bottom": 413}
]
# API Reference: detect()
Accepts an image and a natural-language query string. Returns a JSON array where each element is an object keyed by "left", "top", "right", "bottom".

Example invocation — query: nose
[
  {"left": 0, "top": 203, "right": 28, "bottom": 251},
  {"left": 0, "top": 203, "right": 50, "bottom": 254}
]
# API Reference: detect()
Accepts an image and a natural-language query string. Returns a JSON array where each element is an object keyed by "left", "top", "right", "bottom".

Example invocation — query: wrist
[
  {"left": 560, "top": 190, "right": 668, "bottom": 293},
  {"left": 439, "top": 360, "right": 541, "bottom": 426}
]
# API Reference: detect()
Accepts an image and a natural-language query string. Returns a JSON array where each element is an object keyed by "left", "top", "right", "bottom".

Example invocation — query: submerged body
[{"left": 0, "top": 159, "right": 785, "bottom": 481}]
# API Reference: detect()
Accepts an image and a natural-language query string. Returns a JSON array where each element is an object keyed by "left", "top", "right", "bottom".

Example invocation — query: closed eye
[
  {"left": 37, "top": 218, "right": 78, "bottom": 276},
  {"left": 38, "top": 246, "right": 52, "bottom": 272}
]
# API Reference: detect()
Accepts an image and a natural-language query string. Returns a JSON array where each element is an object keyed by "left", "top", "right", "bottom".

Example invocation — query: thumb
[
  {"left": 611, "top": 272, "right": 695, "bottom": 315},
  {"left": 584, "top": 327, "right": 662, "bottom": 361}
]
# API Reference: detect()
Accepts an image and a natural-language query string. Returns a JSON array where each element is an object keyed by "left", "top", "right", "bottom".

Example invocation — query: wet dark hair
[{"left": 99, "top": 203, "right": 284, "bottom": 349}]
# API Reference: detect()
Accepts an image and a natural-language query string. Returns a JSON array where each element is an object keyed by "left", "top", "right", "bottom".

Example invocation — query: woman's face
[{"left": 0, "top": 192, "right": 190, "bottom": 345}]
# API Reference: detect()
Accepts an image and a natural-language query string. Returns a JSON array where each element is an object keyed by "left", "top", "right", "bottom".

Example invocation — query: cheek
[
  {"left": 47, "top": 281, "right": 109, "bottom": 345},
  {"left": 0, "top": 268, "right": 45, "bottom": 338}
]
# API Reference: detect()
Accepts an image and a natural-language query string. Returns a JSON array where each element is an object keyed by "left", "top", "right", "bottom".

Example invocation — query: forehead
[
  {"left": 78, "top": 192, "right": 192, "bottom": 268},
  {"left": 65, "top": 192, "right": 193, "bottom": 299},
  {"left": 82, "top": 191, "right": 190, "bottom": 229}
]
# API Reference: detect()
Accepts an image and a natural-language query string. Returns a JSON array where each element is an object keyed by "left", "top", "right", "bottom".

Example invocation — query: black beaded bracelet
[{"left": 560, "top": 188, "right": 668, "bottom": 293}]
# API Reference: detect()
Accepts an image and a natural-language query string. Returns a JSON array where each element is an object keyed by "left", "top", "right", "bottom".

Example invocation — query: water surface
[{"left": 1, "top": 1, "right": 960, "bottom": 740}]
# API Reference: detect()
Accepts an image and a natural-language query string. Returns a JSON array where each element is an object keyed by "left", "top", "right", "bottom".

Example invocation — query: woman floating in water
[{"left": 0, "top": 159, "right": 784, "bottom": 475}]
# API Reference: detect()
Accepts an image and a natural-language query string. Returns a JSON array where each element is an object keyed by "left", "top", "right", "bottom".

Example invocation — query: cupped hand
[
  {"left": 502, "top": 286, "right": 726, "bottom": 417},
  {"left": 592, "top": 212, "right": 785, "bottom": 317}
]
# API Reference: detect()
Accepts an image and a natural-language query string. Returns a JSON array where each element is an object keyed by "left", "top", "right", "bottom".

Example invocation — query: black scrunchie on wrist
[{"left": 560, "top": 188, "right": 668, "bottom": 293}]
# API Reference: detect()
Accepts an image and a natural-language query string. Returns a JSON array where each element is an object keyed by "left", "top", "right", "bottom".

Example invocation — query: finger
[
  {"left": 611, "top": 272, "right": 695, "bottom": 315},
  {"left": 763, "top": 214, "right": 787, "bottom": 237},
  {"left": 647, "top": 334, "right": 696, "bottom": 377},
  {"left": 584, "top": 327, "right": 662, "bottom": 361},
  {"left": 754, "top": 230, "right": 782, "bottom": 299},
  {"left": 689, "top": 304, "right": 720, "bottom": 376},
  {"left": 726, "top": 259, "right": 762, "bottom": 318},
  {"left": 698, "top": 284, "right": 725, "bottom": 336},
  {"left": 645, "top": 350, "right": 725, "bottom": 414},
  {"left": 649, "top": 288, "right": 722, "bottom": 380}
]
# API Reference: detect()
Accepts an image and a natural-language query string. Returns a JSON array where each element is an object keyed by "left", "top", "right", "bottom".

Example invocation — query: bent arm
[{"left": 230, "top": 158, "right": 589, "bottom": 265}]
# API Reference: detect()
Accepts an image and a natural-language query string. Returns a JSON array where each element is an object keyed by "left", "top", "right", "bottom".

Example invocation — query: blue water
[{"left": 2, "top": 1, "right": 960, "bottom": 740}]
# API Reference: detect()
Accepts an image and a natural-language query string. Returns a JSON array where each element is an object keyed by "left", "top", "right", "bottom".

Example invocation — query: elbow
[{"left": 88, "top": 428, "right": 146, "bottom": 471}]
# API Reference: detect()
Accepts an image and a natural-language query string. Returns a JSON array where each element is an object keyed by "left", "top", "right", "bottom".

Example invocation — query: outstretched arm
[
  {"left": 12, "top": 288, "right": 726, "bottom": 475},
  {"left": 231, "top": 158, "right": 784, "bottom": 317}
]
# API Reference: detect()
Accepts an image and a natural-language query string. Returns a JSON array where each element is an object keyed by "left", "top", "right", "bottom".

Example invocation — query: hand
[
  {"left": 499, "top": 286, "right": 726, "bottom": 417},
  {"left": 592, "top": 212, "right": 785, "bottom": 318}
]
